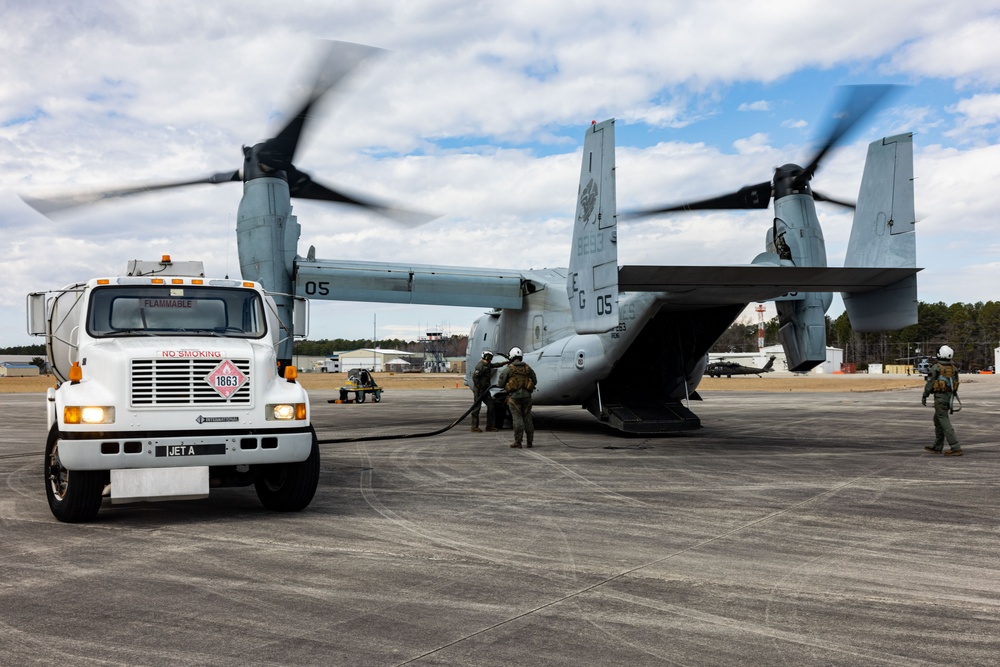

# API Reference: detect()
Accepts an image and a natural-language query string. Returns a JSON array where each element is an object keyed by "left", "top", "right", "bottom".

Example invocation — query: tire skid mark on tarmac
[
  {"left": 4, "top": 460, "right": 40, "bottom": 500},
  {"left": 760, "top": 452, "right": 1000, "bottom": 629},
  {"left": 4, "top": 532, "right": 382, "bottom": 663},
  {"left": 0, "top": 624, "right": 138, "bottom": 667},
  {"left": 354, "top": 441, "right": 547, "bottom": 567},
  {"left": 521, "top": 449, "right": 654, "bottom": 508},
  {"left": 395, "top": 468, "right": 888, "bottom": 666},
  {"left": 596, "top": 588, "right": 938, "bottom": 666}
]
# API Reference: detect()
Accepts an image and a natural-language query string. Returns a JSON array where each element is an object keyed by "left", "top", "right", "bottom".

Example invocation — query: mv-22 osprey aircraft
[{"left": 24, "top": 42, "right": 919, "bottom": 434}]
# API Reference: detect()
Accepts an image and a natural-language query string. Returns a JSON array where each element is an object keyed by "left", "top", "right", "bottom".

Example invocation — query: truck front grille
[{"left": 131, "top": 359, "right": 252, "bottom": 406}]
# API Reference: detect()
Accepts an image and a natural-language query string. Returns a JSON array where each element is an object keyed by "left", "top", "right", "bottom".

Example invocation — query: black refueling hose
[{"left": 315, "top": 385, "right": 497, "bottom": 445}]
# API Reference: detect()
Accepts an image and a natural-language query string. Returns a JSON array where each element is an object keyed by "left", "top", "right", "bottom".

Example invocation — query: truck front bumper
[{"left": 55, "top": 427, "right": 314, "bottom": 471}]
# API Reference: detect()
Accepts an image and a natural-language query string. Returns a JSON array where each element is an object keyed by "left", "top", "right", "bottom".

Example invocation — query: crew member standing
[
  {"left": 922, "top": 345, "right": 963, "bottom": 456},
  {"left": 498, "top": 347, "right": 537, "bottom": 448},
  {"left": 470, "top": 351, "right": 506, "bottom": 433}
]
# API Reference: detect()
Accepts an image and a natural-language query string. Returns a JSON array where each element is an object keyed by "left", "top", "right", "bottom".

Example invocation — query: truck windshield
[{"left": 88, "top": 286, "right": 266, "bottom": 338}]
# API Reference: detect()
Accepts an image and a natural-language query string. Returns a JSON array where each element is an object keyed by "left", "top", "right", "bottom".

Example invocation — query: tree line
[
  {"left": 831, "top": 301, "right": 1000, "bottom": 370},
  {"left": 0, "top": 344, "right": 46, "bottom": 355},
  {"left": 712, "top": 301, "right": 1000, "bottom": 371}
]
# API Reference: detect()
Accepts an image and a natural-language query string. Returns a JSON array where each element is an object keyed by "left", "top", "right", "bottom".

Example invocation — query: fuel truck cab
[{"left": 27, "top": 257, "right": 318, "bottom": 522}]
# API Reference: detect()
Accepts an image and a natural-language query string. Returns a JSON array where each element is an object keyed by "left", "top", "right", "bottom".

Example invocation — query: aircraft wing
[
  {"left": 617, "top": 265, "right": 920, "bottom": 307},
  {"left": 295, "top": 259, "right": 524, "bottom": 308}
]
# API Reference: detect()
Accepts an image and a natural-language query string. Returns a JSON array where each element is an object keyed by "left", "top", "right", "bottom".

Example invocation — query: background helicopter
[
  {"left": 706, "top": 356, "right": 777, "bottom": 378},
  {"left": 895, "top": 355, "right": 933, "bottom": 376},
  {"left": 22, "top": 42, "right": 919, "bottom": 434}
]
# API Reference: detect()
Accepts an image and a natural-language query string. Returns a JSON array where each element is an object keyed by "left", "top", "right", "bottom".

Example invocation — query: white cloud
[{"left": 733, "top": 132, "right": 772, "bottom": 155}]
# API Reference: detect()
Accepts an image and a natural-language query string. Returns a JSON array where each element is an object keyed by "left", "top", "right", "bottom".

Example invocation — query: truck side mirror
[
  {"left": 26, "top": 293, "right": 47, "bottom": 336},
  {"left": 292, "top": 296, "right": 309, "bottom": 338}
]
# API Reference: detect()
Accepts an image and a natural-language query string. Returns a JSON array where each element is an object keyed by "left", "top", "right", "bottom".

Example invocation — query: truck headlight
[
  {"left": 267, "top": 403, "right": 306, "bottom": 421},
  {"left": 64, "top": 406, "right": 116, "bottom": 424}
]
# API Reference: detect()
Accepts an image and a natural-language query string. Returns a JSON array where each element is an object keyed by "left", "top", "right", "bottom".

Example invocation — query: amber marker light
[
  {"left": 68, "top": 361, "right": 82, "bottom": 384},
  {"left": 283, "top": 365, "right": 298, "bottom": 382},
  {"left": 63, "top": 406, "right": 81, "bottom": 424}
]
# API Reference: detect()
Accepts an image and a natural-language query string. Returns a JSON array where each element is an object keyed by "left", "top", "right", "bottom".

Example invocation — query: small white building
[
  {"left": 0, "top": 361, "right": 40, "bottom": 377},
  {"left": 338, "top": 349, "right": 418, "bottom": 373},
  {"left": 757, "top": 344, "right": 844, "bottom": 374}
]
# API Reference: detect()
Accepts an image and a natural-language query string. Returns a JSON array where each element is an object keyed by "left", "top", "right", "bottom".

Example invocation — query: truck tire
[
  {"left": 254, "top": 428, "right": 320, "bottom": 512},
  {"left": 44, "top": 427, "right": 104, "bottom": 523}
]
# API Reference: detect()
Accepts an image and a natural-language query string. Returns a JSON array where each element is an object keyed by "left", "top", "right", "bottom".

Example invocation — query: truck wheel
[
  {"left": 44, "top": 427, "right": 104, "bottom": 523},
  {"left": 254, "top": 429, "right": 320, "bottom": 512}
]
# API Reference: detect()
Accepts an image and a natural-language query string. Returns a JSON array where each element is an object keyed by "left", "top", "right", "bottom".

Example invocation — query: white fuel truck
[{"left": 27, "top": 257, "right": 319, "bottom": 522}]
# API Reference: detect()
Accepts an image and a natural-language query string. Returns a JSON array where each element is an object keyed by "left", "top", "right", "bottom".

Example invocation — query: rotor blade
[
  {"left": 20, "top": 170, "right": 241, "bottom": 215},
  {"left": 811, "top": 189, "right": 856, "bottom": 209},
  {"left": 620, "top": 181, "right": 773, "bottom": 220},
  {"left": 258, "top": 41, "right": 384, "bottom": 169},
  {"left": 287, "top": 169, "right": 437, "bottom": 226},
  {"left": 799, "top": 84, "right": 899, "bottom": 182}
]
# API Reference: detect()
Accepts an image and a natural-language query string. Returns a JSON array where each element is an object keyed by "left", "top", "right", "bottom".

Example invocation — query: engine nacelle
[{"left": 776, "top": 292, "right": 832, "bottom": 372}]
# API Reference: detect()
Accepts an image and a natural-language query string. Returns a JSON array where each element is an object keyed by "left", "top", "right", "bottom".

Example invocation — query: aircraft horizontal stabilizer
[
  {"left": 842, "top": 133, "right": 918, "bottom": 331},
  {"left": 617, "top": 264, "right": 919, "bottom": 306}
]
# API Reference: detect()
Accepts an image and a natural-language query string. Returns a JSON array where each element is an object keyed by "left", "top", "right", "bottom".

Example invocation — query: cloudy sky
[{"left": 2, "top": 1, "right": 999, "bottom": 347}]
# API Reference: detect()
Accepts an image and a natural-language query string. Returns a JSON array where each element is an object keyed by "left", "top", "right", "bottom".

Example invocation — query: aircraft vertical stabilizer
[
  {"left": 842, "top": 133, "right": 917, "bottom": 331},
  {"left": 567, "top": 119, "right": 618, "bottom": 334}
]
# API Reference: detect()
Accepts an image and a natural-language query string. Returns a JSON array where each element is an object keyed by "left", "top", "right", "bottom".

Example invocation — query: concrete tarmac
[{"left": 1, "top": 378, "right": 998, "bottom": 666}]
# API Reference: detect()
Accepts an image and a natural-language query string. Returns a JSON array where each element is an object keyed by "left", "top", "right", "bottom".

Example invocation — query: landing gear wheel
[
  {"left": 44, "top": 427, "right": 104, "bottom": 523},
  {"left": 373, "top": 390, "right": 381, "bottom": 403},
  {"left": 254, "top": 428, "right": 320, "bottom": 512}
]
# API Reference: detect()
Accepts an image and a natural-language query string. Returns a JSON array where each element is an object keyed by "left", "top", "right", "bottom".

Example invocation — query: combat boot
[
  {"left": 471, "top": 426, "right": 482, "bottom": 433},
  {"left": 509, "top": 442, "right": 522, "bottom": 448},
  {"left": 924, "top": 446, "right": 943, "bottom": 454},
  {"left": 485, "top": 426, "right": 498, "bottom": 432},
  {"left": 944, "top": 448, "right": 963, "bottom": 456}
]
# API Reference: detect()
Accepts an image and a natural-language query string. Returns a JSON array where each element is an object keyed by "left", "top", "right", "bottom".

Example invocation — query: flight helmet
[
  {"left": 938, "top": 345, "right": 954, "bottom": 360},
  {"left": 482, "top": 350, "right": 493, "bottom": 360},
  {"left": 508, "top": 346, "right": 523, "bottom": 359}
]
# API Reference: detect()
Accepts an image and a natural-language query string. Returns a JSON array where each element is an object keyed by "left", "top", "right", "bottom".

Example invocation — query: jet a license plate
[{"left": 155, "top": 443, "right": 226, "bottom": 458}]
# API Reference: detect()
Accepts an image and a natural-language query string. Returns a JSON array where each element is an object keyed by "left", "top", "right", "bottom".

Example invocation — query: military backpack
[
  {"left": 932, "top": 363, "right": 959, "bottom": 394},
  {"left": 504, "top": 363, "right": 535, "bottom": 393}
]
